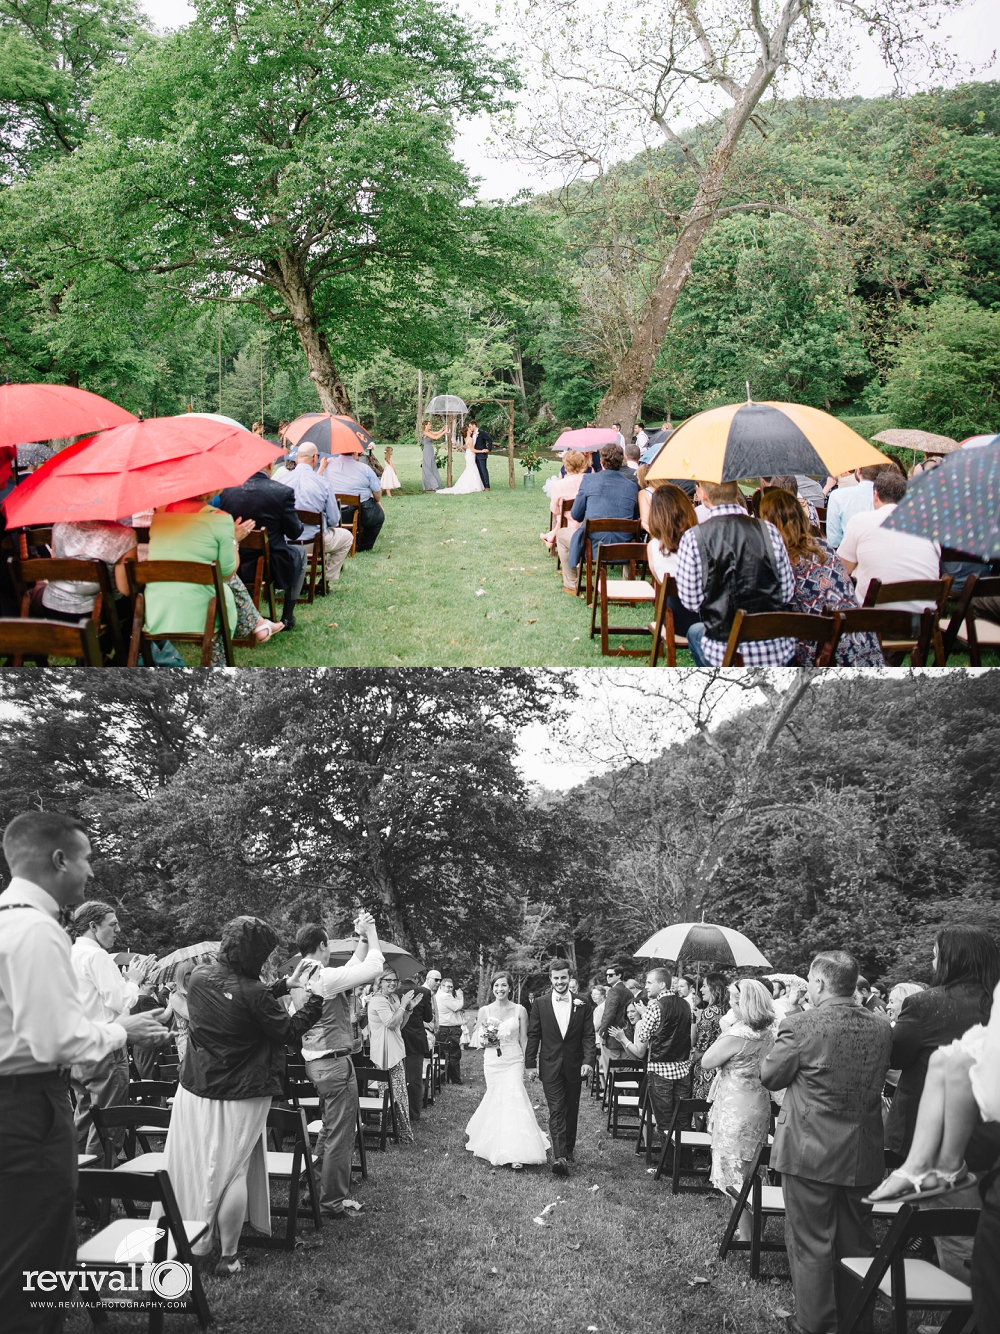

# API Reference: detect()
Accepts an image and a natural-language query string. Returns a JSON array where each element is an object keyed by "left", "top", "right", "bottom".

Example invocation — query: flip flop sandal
[
  {"left": 252, "top": 620, "right": 284, "bottom": 644},
  {"left": 865, "top": 1163, "right": 975, "bottom": 1206}
]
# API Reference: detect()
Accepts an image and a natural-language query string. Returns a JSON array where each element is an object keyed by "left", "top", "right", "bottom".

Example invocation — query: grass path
[
  {"left": 69, "top": 1051, "right": 799, "bottom": 1334},
  {"left": 233, "top": 444, "right": 671, "bottom": 668}
]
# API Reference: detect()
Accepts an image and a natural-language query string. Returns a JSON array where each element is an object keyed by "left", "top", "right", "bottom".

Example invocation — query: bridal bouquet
[{"left": 479, "top": 1019, "right": 502, "bottom": 1054}]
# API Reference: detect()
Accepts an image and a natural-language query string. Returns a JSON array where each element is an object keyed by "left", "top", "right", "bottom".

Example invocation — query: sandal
[
  {"left": 865, "top": 1162, "right": 974, "bottom": 1205},
  {"left": 215, "top": 1255, "right": 241, "bottom": 1276},
  {"left": 252, "top": 620, "right": 285, "bottom": 645}
]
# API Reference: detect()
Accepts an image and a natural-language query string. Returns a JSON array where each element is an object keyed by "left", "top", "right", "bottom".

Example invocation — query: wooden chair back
[
  {"left": 91, "top": 1104, "right": 171, "bottom": 1168},
  {"left": 244, "top": 1105, "right": 322, "bottom": 1248},
  {"left": 721, "top": 610, "right": 836, "bottom": 667},
  {"left": 576, "top": 518, "right": 643, "bottom": 604},
  {"left": 590, "top": 541, "right": 655, "bottom": 656},
  {"left": 293, "top": 509, "right": 327, "bottom": 603},
  {"left": 552, "top": 497, "right": 575, "bottom": 568},
  {"left": 941, "top": 573, "right": 1000, "bottom": 664},
  {"left": 127, "top": 1080, "right": 178, "bottom": 1105},
  {"left": 335, "top": 493, "right": 361, "bottom": 557},
  {"left": 235, "top": 528, "right": 277, "bottom": 628},
  {"left": 827, "top": 607, "right": 934, "bottom": 667},
  {"left": 9, "top": 556, "right": 126, "bottom": 662},
  {"left": 649, "top": 575, "right": 687, "bottom": 666},
  {"left": 125, "top": 560, "right": 233, "bottom": 667},
  {"left": 862, "top": 576, "right": 952, "bottom": 664},
  {"left": 0, "top": 615, "right": 103, "bottom": 666},
  {"left": 16, "top": 526, "right": 53, "bottom": 559}
]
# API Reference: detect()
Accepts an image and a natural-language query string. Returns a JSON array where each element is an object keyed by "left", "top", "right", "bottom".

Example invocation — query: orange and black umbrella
[
  {"left": 283, "top": 413, "right": 374, "bottom": 455},
  {"left": 646, "top": 401, "right": 890, "bottom": 484}
]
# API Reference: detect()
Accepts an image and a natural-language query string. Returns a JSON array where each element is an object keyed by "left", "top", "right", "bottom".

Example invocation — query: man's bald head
[
  {"left": 3, "top": 811, "right": 94, "bottom": 906},
  {"left": 296, "top": 443, "right": 319, "bottom": 468}
]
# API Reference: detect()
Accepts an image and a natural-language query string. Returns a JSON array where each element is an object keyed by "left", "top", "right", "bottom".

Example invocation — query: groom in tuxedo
[{"left": 526, "top": 958, "right": 596, "bottom": 1177}]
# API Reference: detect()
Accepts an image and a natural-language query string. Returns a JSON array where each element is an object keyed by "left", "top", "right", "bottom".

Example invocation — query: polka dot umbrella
[{"left": 882, "top": 434, "right": 1000, "bottom": 559}]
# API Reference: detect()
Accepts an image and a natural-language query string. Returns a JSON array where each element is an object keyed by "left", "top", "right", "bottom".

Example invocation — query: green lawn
[{"left": 231, "top": 444, "right": 670, "bottom": 668}]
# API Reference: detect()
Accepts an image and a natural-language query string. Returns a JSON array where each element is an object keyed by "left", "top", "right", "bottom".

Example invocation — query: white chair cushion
[
  {"left": 840, "top": 1257, "right": 972, "bottom": 1305},
  {"left": 78, "top": 1154, "right": 101, "bottom": 1168},
  {"left": 78, "top": 1218, "right": 208, "bottom": 1265},
  {"left": 871, "top": 1199, "right": 903, "bottom": 1216},
  {"left": 266, "top": 1151, "right": 311, "bottom": 1178},
  {"left": 956, "top": 621, "right": 1000, "bottom": 644},
  {"left": 306, "top": 1119, "right": 323, "bottom": 1135},
  {"left": 293, "top": 1097, "right": 320, "bottom": 1109},
  {"left": 134, "top": 1125, "right": 169, "bottom": 1137},
  {"left": 759, "top": 1185, "right": 786, "bottom": 1212},
  {"left": 113, "top": 1153, "right": 166, "bottom": 1174},
  {"left": 617, "top": 1096, "right": 640, "bottom": 1107},
  {"left": 605, "top": 581, "right": 656, "bottom": 601},
  {"left": 678, "top": 1131, "right": 713, "bottom": 1146},
  {"left": 358, "top": 1096, "right": 387, "bottom": 1111}
]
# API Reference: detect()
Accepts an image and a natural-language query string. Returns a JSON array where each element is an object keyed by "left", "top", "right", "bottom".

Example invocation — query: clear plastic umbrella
[{"left": 426, "top": 394, "right": 469, "bottom": 415}]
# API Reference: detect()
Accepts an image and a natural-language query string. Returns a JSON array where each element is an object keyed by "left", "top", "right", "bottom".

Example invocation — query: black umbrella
[{"left": 882, "top": 436, "right": 1000, "bottom": 559}]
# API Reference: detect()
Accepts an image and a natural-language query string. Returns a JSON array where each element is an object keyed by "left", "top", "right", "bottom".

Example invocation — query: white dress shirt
[
  {"left": 300, "top": 944, "right": 384, "bottom": 1062},
  {"left": 0, "top": 878, "right": 128, "bottom": 1076},
  {"left": 435, "top": 991, "right": 466, "bottom": 1026},
  {"left": 552, "top": 989, "right": 572, "bottom": 1038},
  {"left": 72, "top": 934, "right": 140, "bottom": 1024}
]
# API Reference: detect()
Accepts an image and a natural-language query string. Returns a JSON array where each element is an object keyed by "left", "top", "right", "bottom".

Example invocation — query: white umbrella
[
  {"left": 150, "top": 940, "right": 220, "bottom": 984},
  {"left": 426, "top": 394, "right": 469, "bottom": 415},
  {"left": 635, "top": 922, "right": 771, "bottom": 968}
]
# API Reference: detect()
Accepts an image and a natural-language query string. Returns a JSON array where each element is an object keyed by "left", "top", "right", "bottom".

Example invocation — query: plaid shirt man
[
  {"left": 635, "top": 1005, "right": 691, "bottom": 1081},
  {"left": 675, "top": 504, "right": 797, "bottom": 666}
]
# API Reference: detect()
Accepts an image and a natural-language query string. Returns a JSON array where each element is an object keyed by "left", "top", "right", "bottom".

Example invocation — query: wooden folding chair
[
  {"left": 575, "top": 518, "right": 643, "bottom": 604},
  {"left": 16, "top": 526, "right": 53, "bottom": 559},
  {"left": 242, "top": 1105, "right": 322, "bottom": 1250},
  {"left": 92, "top": 1105, "right": 172, "bottom": 1176},
  {"left": 9, "top": 556, "right": 126, "bottom": 662},
  {"left": 357, "top": 1067, "right": 399, "bottom": 1150},
  {"left": 839, "top": 1201, "right": 979, "bottom": 1334},
  {"left": 75, "top": 1168, "right": 212, "bottom": 1331},
  {"left": 305, "top": 1106, "right": 370, "bottom": 1182},
  {"left": 233, "top": 528, "right": 278, "bottom": 642},
  {"left": 552, "top": 497, "right": 574, "bottom": 569},
  {"left": 589, "top": 541, "right": 656, "bottom": 656},
  {"left": 654, "top": 1097, "right": 714, "bottom": 1193},
  {"left": 125, "top": 560, "right": 234, "bottom": 667},
  {"left": 826, "top": 607, "right": 934, "bottom": 667},
  {"left": 941, "top": 573, "right": 1000, "bottom": 665},
  {"left": 0, "top": 616, "right": 103, "bottom": 666},
  {"left": 283, "top": 1073, "right": 321, "bottom": 1114},
  {"left": 721, "top": 610, "right": 836, "bottom": 667},
  {"left": 814, "top": 504, "right": 827, "bottom": 537},
  {"left": 604, "top": 1061, "right": 645, "bottom": 1134},
  {"left": 861, "top": 576, "right": 952, "bottom": 664},
  {"left": 335, "top": 493, "right": 361, "bottom": 557},
  {"left": 294, "top": 509, "right": 327, "bottom": 601},
  {"left": 648, "top": 575, "right": 689, "bottom": 665}
]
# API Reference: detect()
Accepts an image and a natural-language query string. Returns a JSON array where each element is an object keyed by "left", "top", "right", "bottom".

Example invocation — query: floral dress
[
  {"left": 707, "top": 1022, "right": 775, "bottom": 1193},
  {"left": 789, "top": 539, "right": 884, "bottom": 667},
  {"left": 691, "top": 1004, "right": 722, "bottom": 1101}
]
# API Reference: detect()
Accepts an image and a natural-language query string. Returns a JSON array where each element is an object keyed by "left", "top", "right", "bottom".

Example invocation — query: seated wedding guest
[
  {"left": 542, "top": 450, "right": 588, "bottom": 550},
  {"left": 837, "top": 471, "right": 942, "bottom": 611},
  {"left": 691, "top": 974, "right": 728, "bottom": 1104},
  {"left": 644, "top": 484, "right": 700, "bottom": 636},
  {"left": 759, "top": 488, "right": 884, "bottom": 666},
  {"left": 367, "top": 968, "right": 419, "bottom": 1143},
  {"left": 825, "top": 463, "right": 883, "bottom": 548},
  {"left": 70, "top": 900, "right": 145, "bottom": 1155},
  {"left": 888, "top": 981, "right": 925, "bottom": 1021},
  {"left": 293, "top": 912, "right": 384, "bottom": 1218},
  {"left": 754, "top": 476, "right": 818, "bottom": 529},
  {"left": 321, "top": 447, "right": 385, "bottom": 551},
  {"left": 156, "top": 916, "right": 321, "bottom": 1275},
  {"left": 623, "top": 442, "right": 641, "bottom": 472},
  {"left": 761, "top": 951, "right": 892, "bottom": 1334},
  {"left": 675, "top": 480, "right": 795, "bottom": 666},
  {"left": 434, "top": 976, "right": 467, "bottom": 1085},
  {"left": 217, "top": 460, "right": 307, "bottom": 631},
  {"left": 275, "top": 442, "right": 353, "bottom": 581},
  {"left": 554, "top": 443, "right": 639, "bottom": 593},
  {"left": 607, "top": 1001, "right": 644, "bottom": 1060},
  {"left": 0, "top": 812, "right": 171, "bottom": 1334},
  {"left": 702, "top": 979, "right": 777, "bottom": 1241},
  {"left": 37, "top": 521, "right": 136, "bottom": 630},
  {"left": 147, "top": 495, "right": 284, "bottom": 660}
]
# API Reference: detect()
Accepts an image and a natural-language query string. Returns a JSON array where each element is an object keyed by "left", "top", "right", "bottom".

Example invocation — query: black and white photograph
[{"left": 1, "top": 666, "right": 999, "bottom": 1334}]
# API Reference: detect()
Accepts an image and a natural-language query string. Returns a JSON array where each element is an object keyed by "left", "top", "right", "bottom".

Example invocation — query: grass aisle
[
  {"left": 235, "top": 444, "right": 676, "bottom": 668},
  {"left": 77, "top": 1052, "right": 800, "bottom": 1334}
]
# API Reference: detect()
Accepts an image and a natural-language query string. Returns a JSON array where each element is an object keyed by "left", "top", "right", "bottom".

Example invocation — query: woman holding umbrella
[{"left": 421, "top": 420, "right": 445, "bottom": 492}]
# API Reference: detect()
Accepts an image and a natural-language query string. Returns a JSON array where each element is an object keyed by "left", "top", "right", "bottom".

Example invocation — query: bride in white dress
[
  {"left": 439, "top": 440, "right": 485, "bottom": 494},
  {"left": 465, "top": 972, "right": 550, "bottom": 1169}
]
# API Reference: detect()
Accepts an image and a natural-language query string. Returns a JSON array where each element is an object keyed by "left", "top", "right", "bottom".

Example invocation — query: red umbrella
[
  {"left": 3, "top": 416, "right": 284, "bottom": 527},
  {"left": 283, "top": 413, "right": 375, "bottom": 454},
  {"left": 0, "top": 383, "right": 137, "bottom": 450}
]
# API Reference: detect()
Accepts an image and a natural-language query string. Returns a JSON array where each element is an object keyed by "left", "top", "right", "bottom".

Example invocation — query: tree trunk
[
  {"left": 267, "top": 255, "right": 353, "bottom": 415},
  {"left": 594, "top": 54, "right": 787, "bottom": 432}
]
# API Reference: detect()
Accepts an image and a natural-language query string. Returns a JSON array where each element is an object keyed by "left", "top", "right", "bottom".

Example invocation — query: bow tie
[{"left": 554, "top": 992, "right": 570, "bottom": 1002}]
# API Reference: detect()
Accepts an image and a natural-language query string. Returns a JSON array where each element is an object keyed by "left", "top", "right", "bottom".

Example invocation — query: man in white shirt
[
  {"left": 276, "top": 443, "right": 353, "bottom": 580},
  {"left": 0, "top": 811, "right": 170, "bottom": 1333},
  {"left": 294, "top": 913, "right": 385, "bottom": 1218},
  {"left": 837, "top": 471, "right": 942, "bottom": 612},
  {"left": 824, "top": 464, "right": 884, "bottom": 548},
  {"left": 432, "top": 973, "right": 467, "bottom": 1085},
  {"left": 70, "top": 900, "right": 145, "bottom": 1155}
]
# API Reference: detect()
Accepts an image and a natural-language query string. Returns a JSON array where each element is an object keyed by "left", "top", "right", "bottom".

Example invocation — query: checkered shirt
[
  {"left": 675, "top": 504, "right": 797, "bottom": 666},
  {"left": 635, "top": 1005, "right": 691, "bottom": 1081}
]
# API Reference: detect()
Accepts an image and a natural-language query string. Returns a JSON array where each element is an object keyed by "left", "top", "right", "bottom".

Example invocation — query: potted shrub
[{"left": 519, "top": 445, "right": 543, "bottom": 488}]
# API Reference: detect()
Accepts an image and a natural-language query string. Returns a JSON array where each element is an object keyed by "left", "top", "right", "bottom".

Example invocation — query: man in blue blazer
[{"left": 554, "top": 442, "right": 640, "bottom": 591}]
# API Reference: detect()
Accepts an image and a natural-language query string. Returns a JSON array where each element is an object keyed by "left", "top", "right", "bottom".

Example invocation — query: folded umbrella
[
  {"left": 3, "top": 416, "right": 284, "bottom": 527},
  {"left": 882, "top": 435, "right": 1000, "bottom": 559},
  {"left": 646, "top": 401, "right": 891, "bottom": 484},
  {"left": 635, "top": 922, "right": 771, "bottom": 968},
  {"left": 552, "top": 427, "right": 618, "bottom": 452},
  {"left": 283, "top": 413, "right": 375, "bottom": 455}
]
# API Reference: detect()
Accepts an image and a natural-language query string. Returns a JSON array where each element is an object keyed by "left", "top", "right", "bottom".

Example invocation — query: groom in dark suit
[{"left": 525, "top": 958, "right": 596, "bottom": 1177}]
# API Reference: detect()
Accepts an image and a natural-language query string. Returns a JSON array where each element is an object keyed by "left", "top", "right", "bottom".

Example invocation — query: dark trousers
[
  {"left": 973, "top": 1163, "right": 1000, "bottom": 1334},
  {"left": 356, "top": 500, "right": 385, "bottom": 552},
  {"left": 403, "top": 1052, "right": 425, "bottom": 1120},
  {"left": 646, "top": 1071, "right": 691, "bottom": 1135},
  {"left": 475, "top": 452, "right": 490, "bottom": 489},
  {"left": 437, "top": 1026, "right": 463, "bottom": 1084},
  {"left": 0, "top": 1071, "right": 77, "bottom": 1333},
  {"left": 541, "top": 1073, "right": 582, "bottom": 1161},
  {"left": 305, "top": 1055, "right": 358, "bottom": 1212},
  {"left": 280, "top": 544, "right": 308, "bottom": 622},
  {"left": 782, "top": 1174, "right": 877, "bottom": 1334}
]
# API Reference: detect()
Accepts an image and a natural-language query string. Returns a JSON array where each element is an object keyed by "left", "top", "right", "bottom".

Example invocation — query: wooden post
[
  {"left": 507, "top": 399, "right": 515, "bottom": 488},
  {"left": 416, "top": 370, "right": 423, "bottom": 444},
  {"left": 446, "top": 413, "right": 453, "bottom": 487}
]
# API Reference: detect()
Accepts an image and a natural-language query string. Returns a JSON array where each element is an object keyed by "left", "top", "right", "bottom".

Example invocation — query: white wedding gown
[
  {"left": 465, "top": 1012, "right": 550, "bottom": 1166},
  {"left": 440, "top": 448, "right": 485, "bottom": 495}
]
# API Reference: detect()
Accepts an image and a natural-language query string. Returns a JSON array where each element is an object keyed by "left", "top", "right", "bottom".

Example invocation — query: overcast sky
[{"left": 140, "top": 0, "right": 998, "bottom": 199}]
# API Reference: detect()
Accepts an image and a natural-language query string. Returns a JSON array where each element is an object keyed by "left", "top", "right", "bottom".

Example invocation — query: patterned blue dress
[{"left": 789, "top": 540, "right": 884, "bottom": 667}]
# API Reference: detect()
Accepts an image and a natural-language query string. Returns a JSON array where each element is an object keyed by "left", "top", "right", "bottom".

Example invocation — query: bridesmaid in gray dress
[{"left": 421, "top": 421, "right": 446, "bottom": 491}]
